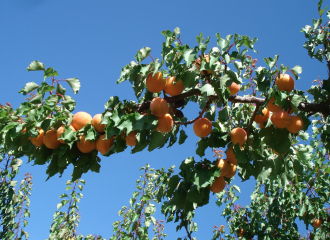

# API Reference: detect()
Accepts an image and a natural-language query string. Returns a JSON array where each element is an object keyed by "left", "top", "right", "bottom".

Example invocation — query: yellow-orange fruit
[
  {"left": 271, "top": 111, "right": 291, "bottom": 129},
  {"left": 72, "top": 111, "right": 92, "bottom": 130},
  {"left": 230, "top": 128, "right": 247, "bottom": 146},
  {"left": 125, "top": 131, "right": 137, "bottom": 147},
  {"left": 313, "top": 219, "right": 322, "bottom": 228},
  {"left": 216, "top": 159, "right": 230, "bottom": 177},
  {"left": 57, "top": 125, "right": 76, "bottom": 144},
  {"left": 30, "top": 129, "right": 44, "bottom": 147},
  {"left": 156, "top": 113, "right": 174, "bottom": 133},
  {"left": 150, "top": 97, "right": 169, "bottom": 117},
  {"left": 210, "top": 176, "right": 226, "bottom": 193},
  {"left": 164, "top": 77, "right": 185, "bottom": 96},
  {"left": 95, "top": 134, "right": 114, "bottom": 155},
  {"left": 195, "top": 54, "right": 212, "bottom": 75},
  {"left": 226, "top": 146, "right": 238, "bottom": 165},
  {"left": 258, "top": 122, "right": 265, "bottom": 129},
  {"left": 92, "top": 114, "right": 106, "bottom": 133},
  {"left": 254, "top": 108, "right": 270, "bottom": 123},
  {"left": 275, "top": 74, "right": 295, "bottom": 93},
  {"left": 43, "top": 129, "right": 61, "bottom": 149},
  {"left": 267, "top": 97, "right": 282, "bottom": 113},
  {"left": 146, "top": 72, "right": 166, "bottom": 93},
  {"left": 286, "top": 116, "right": 303, "bottom": 133},
  {"left": 224, "top": 163, "right": 237, "bottom": 178},
  {"left": 77, "top": 135, "right": 96, "bottom": 153},
  {"left": 228, "top": 82, "right": 241, "bottom": 95},
  {"left": 193, "top": 118, "right": 212, "bottom": 138}
]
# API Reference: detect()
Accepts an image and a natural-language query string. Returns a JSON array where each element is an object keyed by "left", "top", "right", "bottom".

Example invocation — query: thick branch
[{"left": 136, "top": 88, "right": 330, "bottom": 116}]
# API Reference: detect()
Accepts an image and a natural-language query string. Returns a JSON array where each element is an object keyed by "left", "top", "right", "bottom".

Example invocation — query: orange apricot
[
  {"left": 77, "top": 135, "right": 96, "bottom": 153},
  {"left": 30, "top": 128, "right": 44, "bottom": 147},
  {"left": 228, "top": 82, "right": 241, "bottom": 95},
  {"left": 150, "top": 97, "right": 169, "bottom": 117},
  {"left": 275, "top": 74, "right": 295, "bottom": 93},
  {"left": 286, "top": 116, "right": 303, "bottom": 133},
  {"left": 57, "top": 125, "right": 76, "bottom": 144},
  {"left": 267, "top": 97, "right": 282, "bottom": 113},
  {"left": 146, "top": 72, "right": 166, "bottom": 93},
  {"left": 156, "top": 113, "right": 174, "bottom": 133},
  {"left": 230, "top": 127, "right": 247, "bottom": 146},
  {"left": 125, "top": 131, "right": 137, "bottom": 146},
  {"left": 72, "top": 111, "right": 92, "bottom": 130},
  {"left": 95, "top": 134, "right": 114, "bottom": 155},
  {"left": 313, "top": 219, "right": 322, "bottom": 228},
  {"left": 224, "top": 163, "right": 237, "bottom": 178},
  {"left": 226, "top": 146, "right": 238, "bottom": 165},
  {"left": 270, "top": 111, "right": 291, "bottom": 129},
  {"left": 193, "top": 118, "right": 212, "bottom": 138},
  {"left": 43, "top": 129, "right": 61, "bottom": 149},
  {"left": 210, "top": 176, "right": 226, "bottom": 193},
  {"left": 92, "top": 114, "right": 106, "bottom": 133},
  {"left": 254, "top": 108, "right": 270, "bottom": 123},
  {"left": 164, "top": 77, "right": 185, "bottom": 96},
  {"left": 216, "top": 159, "right": 230, "bottom": 177}
]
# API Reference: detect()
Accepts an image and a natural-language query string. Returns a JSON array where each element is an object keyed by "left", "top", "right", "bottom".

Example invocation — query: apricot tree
[{"left": 1, "top": 1, "right": 330, "bottom": 239}]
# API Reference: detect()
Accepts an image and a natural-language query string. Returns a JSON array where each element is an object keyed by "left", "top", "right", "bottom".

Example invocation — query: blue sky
[{"left": 0, "top": 0, "right": 327, "bottom": 239}]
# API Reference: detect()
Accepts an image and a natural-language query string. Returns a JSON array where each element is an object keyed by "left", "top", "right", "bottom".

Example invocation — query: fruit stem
[
  {"left": 177, "top": 38, "right": 183, "bottom": 46},
  {"left": 148, "top": 55, "right": 155, "bottom": 63}
]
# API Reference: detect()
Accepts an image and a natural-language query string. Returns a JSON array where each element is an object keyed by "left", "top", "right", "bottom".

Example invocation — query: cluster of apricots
[
  {"left": 210, "top": 127, "right": 247, "bottom": 193},
  {"left": 25, "top": 111, "right": 137, "bottom": 155},
  {"left": 257, "top": 74, "right": 304, "bottom": 134}
]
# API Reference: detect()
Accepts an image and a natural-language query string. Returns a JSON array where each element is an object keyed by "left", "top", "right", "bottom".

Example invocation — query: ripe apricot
[
  {"left": 95, "top": 134, "right": 114, "bottom": 155},
  {"left": 275, "top": 74, "right": 295, "bottom": 93},
  {"left": 230, "top": 128, "right": 247, "bottom": 146},
  {"left": 156, "top": 113, "right": 174, "bottom": 133},
  {"left": 271, "top": 111, "right": 291, "bottom": 129},
  {"left": 254, "top": 108, "right": 270, "bottom": 123},
  {"left": 72, "top": 112, "right": 92, "bottom": 130},
  {"left": 267, "top": 97, "right": 282, "bottom": 113},
  {"left": 92, "top": 114, "right": 106, "bottom": 133},
  {"left": 226, "top": 146, "right": 237, "bottom": 165},
  {"left": 210, "top": 176, "right": 226, "bottom": 193},
  {"left": 57, "top": 125, "right": 76, "bottom": 144},
  {"left": 146, "top": 72, "right": 166, "bottom": 93},
  {"left": 77, "top": 135, "right": 96, "bottom": 153},
  {"left": 193, "top": 118, "right": 212, "bottom": 138},
  {"left": 216, "top": 159, "right": 230, "bottom": 177},
  {"left": 150, "top": 97, "right": 169, "bottom": 117},
  {"left": 164, "top": 77, "right": 185, "bottom": 96},
  {"left": 224, "top": 163, "right": 237, "bottom": 178},
  {"left": 286, "top": 116, "right": 303, "bottom": 133},
  {"left": 30, "top": 128, "right": 44, "bottom": 147},
  {"left": 228, "top": 82, "right": 241, "bottom": 95},
  {"left": 313, "top": 219, "right": 322, "bottom": 228},
  {"left": 125, "top": 131, "right": 137, "bottom": 146},
  {"left": 43, "top": 129, "right": 61, "bottom": 149}
]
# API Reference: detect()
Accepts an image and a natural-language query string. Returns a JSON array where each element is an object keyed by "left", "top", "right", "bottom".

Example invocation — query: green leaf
[
  {"left": 182, "top": 45, "right": 198, "bottom": 66},
  {"left": 196, "top": 138, "right": 208, "bottom": 157},
  {"left": 66, "top": 78, "right": 81, "bottom": 94},
  {"left": 263, "top": 55, "right": 279, "bottom": 69},
  {"left": 19, "top": 82, "right": 39, "bottom": 95},
  {"left": 148, "top": 131, "right": 165, "bottom": 152},
  {"left": 290, "top": 65, "right": 302, "bottom": 79},
  {"left": 181, "top": 71, "right": 198, "bottom": 88},
  {"left": 178, "top": 130, "right": 188, "bottom": 145},
  {"left": 200, "top": 83, "right": 215, "bottom": 96},
  {"left": 43, "top": 67, "right": 59, "bottom": 80},
  {"left": 135, "top": 47, "right": 152, "bottom": 63},
  {"left": 29, "top": 93, "right": 44, "bottom": 104},
  {"left": 27, "top": 60, "right": 45, "bottom": 71}
]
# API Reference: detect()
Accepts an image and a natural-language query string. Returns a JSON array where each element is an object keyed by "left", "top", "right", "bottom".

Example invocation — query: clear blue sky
[{"left": 0, "top": 0, "right": 327, "bottom": 239}]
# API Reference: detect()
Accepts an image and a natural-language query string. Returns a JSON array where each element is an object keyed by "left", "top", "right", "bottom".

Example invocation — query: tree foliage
[{"left": 1, "top": 1, "right": 330, "bottom": 239}]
